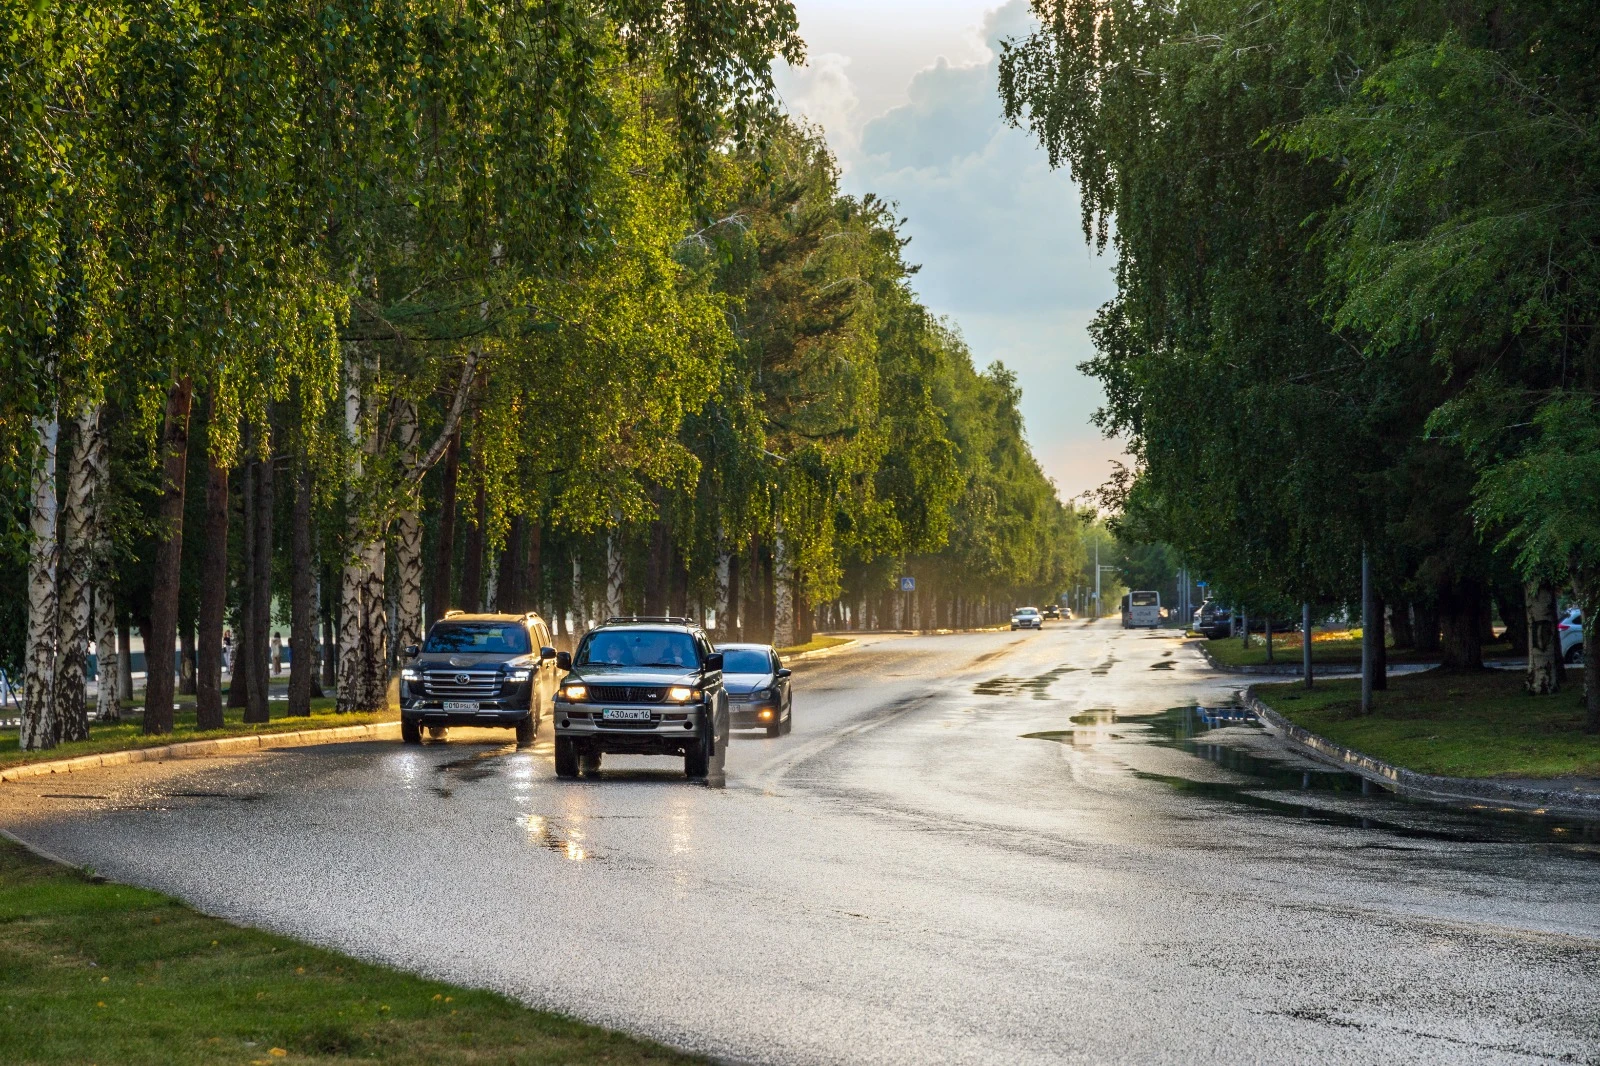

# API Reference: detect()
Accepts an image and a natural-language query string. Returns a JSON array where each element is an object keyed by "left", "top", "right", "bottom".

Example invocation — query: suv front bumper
[{"left": 554, "top": 701, "right": 707, "bottom": 754}]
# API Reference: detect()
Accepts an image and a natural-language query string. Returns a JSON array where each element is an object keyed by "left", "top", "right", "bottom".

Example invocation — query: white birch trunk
[
  {"left": 55, "top": 402, "right": 100, "bottom": 742},
  {"left": 772, "top": 528, "right": 795, "bottom": 649},
  {"left": 1525, "top": 579, "right": 1560, "bottom": 696},
  {"left": 337, "top": 343, "right": 389, "bottom": 712},
  {"left": 20, "top": 408, "right": 60, "bottom": 750},
  {"left": 485, "top": 553, "right": 500, "bottom": 612},
  {"left": 606, "top": 531, "right": 624, "bottom": 618},
  {"left": 714, "top": 551, "right": 731, "bottom": 632},
  {"left": 93, "top": 583, "right": 120, "bottom": 722},
  {"left": 572, "top": 557, "right": 584, "bottom": 634}
]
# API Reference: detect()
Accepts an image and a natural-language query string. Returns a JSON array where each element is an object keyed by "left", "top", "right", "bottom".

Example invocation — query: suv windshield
[
  {"left": 720, "top": 649, "right": 772, "bottom": 673},
  {"left": 423, "top": 623, "right": 531, "bottom": 654},
  {"left": 577, "top": 630, "right": 701, "bottom": 669}
]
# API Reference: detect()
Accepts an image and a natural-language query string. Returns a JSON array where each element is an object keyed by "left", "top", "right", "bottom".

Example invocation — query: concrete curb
[
  {"left": 1244, "top": 688, "right": 1600, "bottom": 819},
  {"left": 0, "top": 721, "right": 402, "bottom": 784}
]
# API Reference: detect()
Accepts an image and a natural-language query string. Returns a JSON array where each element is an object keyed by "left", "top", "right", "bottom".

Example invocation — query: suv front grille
[
  {"left": 586, "top": 685, "right": 667, "bottom": 704},
  {"left": 423, "top": 670, "right": 501, "bottom": 698}
]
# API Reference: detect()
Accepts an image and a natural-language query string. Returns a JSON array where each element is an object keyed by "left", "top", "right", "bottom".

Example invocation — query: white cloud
[{"left": 782, "top": 0, "right": 1124, "bottom": 501}]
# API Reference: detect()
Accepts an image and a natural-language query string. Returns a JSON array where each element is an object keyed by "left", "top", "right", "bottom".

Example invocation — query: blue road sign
[{"left": 899, "top": 576, "right": 916, "bottom": 592}]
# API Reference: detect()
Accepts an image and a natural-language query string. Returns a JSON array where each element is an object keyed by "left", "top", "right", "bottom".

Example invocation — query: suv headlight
[
  {"left": 666, "top": 686, "right": 698, "bottom": 703},
  {"left": 506, "top": 668, "right": 532, "bottom": 682},
  {"left": 401, "top": 667, "right": 421, "bottom": 681},
  {"left": 561, "top": 684, "right": 587, "bottom": 701}
]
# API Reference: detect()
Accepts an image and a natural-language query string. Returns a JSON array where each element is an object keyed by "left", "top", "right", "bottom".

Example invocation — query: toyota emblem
[{"left": 455, "top": 673, "right": 470, "bottom": 685}]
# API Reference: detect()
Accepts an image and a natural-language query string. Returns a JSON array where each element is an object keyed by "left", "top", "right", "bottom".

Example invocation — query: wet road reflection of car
[{"left": 716, "top": 643, "right": 792, "bottom": 736}]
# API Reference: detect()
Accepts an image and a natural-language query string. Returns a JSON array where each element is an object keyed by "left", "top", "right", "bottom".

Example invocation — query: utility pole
[
  {"left": 1302, "top": 601, "right": 1313, "bottom": 690},
  {"left": 1360, "top": 547, "right": 1374, "bottom": 714},
  {"left": 1094, "top": 541, "right": 1100, "bottom": 621}
]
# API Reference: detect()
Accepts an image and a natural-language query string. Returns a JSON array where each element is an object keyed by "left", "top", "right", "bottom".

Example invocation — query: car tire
[
  {"left": 401, "top": 718, "right": 422, "bottom": 745},
  {"left": 782, "top": 701, "right": 793, "bottom": 735},
  {"left": 1566, "top": 643, "right": 1585, "bottom": 665},
  {"left": 515, "top": 712, "right": 537, "bottom": 748},
  {"left": 685, "top": 737, "right": 710, "bottom": 778},
  {"left": 578, "top": 751, "right": 602, "bottom": 777},
  {"left": 766, "top": 712, "right": 782, "bottom": 738},
  {"left": 554, "top": 737, "right": 579, "bottom": 778}
]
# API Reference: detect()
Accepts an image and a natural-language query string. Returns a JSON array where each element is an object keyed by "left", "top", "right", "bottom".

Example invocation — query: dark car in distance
[
  {"left": 717, "top": 643, "right": 792, "bottom": 736},
  {"left": 1042, "top": 605, "right": 1062, "bottom": 620},
  {"left": 552, "top": 617, "right": 730, "bottom": 779},
  {"left": 399, "top": 612, "right": 561, "bottom": 747}
]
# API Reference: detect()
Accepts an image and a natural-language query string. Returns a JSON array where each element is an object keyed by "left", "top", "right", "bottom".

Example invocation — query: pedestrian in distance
[{"left": 271, "top": 632, "right": 283, "bottom": 676}]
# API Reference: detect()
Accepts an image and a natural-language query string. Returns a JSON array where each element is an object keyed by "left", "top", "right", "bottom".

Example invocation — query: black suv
[
  {"left": 400, "top": 612, "right": 560, "bottom": 747},
  {"left": 552, "top": 617, "right": 729, "bottom": 779}
]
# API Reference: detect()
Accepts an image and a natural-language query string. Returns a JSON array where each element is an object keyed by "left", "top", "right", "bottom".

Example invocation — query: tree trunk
[
  {"left": 20, "top": 405, "right": 60, "bottom": 750},
  {"left": 606, "top": 529, "right": 624, "bottom": 618},
  {"left": 143, "top": 378, "right": 195, "bottom": 736},
  {"left": 1414, "top": 601, "right": 1441, "bottom": 653},
  {"left": 195, "top": 423, "right": 229, "bottom": 730},
  {"left": 178, "top": 625, "right": 197, "bottom": 696},
  {"left": 428, "top": 430, "right": 460, "bottom": 625},
  {"left": 1389, "top": 599, "right": 1415, "bottom": 649},
  {"left": 1302, "top": 602, "right": 1313, "bottom": 690},
  {"left": 772, "top": 528, "right": 795, "bottom": 648},
  {"left": 1524, "top": 579, "right": 1560, "bottom": 696},
  {"left": 233, "top": 437, "right": 255, "bottom": 711},
  {"left": 726, "top": 553, "right": 741, "bottom": 639},
  {"left": 55, "top": 402, "right": 101, "bottom": 742},
  {"left": 1495, "top": 585, "right": 1528, "bottom": 656},
  {"left": 246, "top": 438, "right": 274, "bottom": 724},
  {"left": 1437, "top": 579, "right": 1484, "bottom": 672},
  {"left": 460, "top": 476, "right": 485, "bottom": 613},
  {"left": 337, "top": 346, "right": 390, "bottom": 715},
  {"left": 524, "top": 521, "right": 542, "bottom": 617},
  {"left": 288, "top": 456, "right": 315, "bottom": 717},
  {"left": 1372, "top": 595, "right": 1387, "bottom": 692},
  {"left": 1479, "top": 594, "right": 1498, "bottom": 646},
  {"left": 392, "top": 399, "right": 424, "bottom": 658},
  {"left": 1264, "top": 616, "right": 1274, "bottom": 663},
  {"left": 1579, "top": 578, "right": 1600, "bottom": 733},
  {"left": 645, "top": 516, "right": 668, "bottom": 615},
  {"left": 93, "top": 584, "right": 120, "bottom": 723},
  {"left": 117, "top": 613, "right": 133, "bottom": 703},
  {"left": 321, "top": 563, "right": 338, "bottom": 693}
]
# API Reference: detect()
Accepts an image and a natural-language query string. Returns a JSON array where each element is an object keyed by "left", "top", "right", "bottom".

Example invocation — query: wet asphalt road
[{"left": 4, "top": 622, "right": 1599, "bottom": 1064}]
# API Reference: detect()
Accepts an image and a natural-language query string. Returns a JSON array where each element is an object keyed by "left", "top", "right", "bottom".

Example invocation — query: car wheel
[
  {"left": 578, "top": 751, "right": 602, "bottom": 777},
  {"left": 554, "top": 737, "right": 579, "bottom": 778},
  {"left": 426, "top": 725, "right": 448, "bottom": 743},
  {"left": 766, "top": 711, "right": 782, "bottom": 738},
  {"left": 1566, "top": 643, "right": 1585, "bottom": 665},
  {"left": 685, "top": 736, "right": 710, "bottom": 778},
  {"left": 782, "top": 701, "right": 793, "bottom": 735},
  {"left": 401, "top": 718, "right": 422, "bottom": 745},
  {"left": 515, "top": 712, "right": 537, "bottom": 748}
]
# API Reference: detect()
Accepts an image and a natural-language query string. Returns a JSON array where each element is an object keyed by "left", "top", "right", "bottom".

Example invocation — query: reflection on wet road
[{"left": 2, "top": 622, "right": 1598, "bottom": 1065}]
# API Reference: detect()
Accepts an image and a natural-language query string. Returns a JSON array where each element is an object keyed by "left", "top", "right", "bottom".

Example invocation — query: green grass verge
[
  {"left": 1255, "top": 669, "right": 1600, "bottom": 779},
  {"left": 0, "top": 700, "right": 389, "bottom": 773},
  {"left": 776, "top": 635, "right": 853, "bottom": 656},
  {"left": 1203, "top": 631, "right": 1514, "bottom": 668},
  {"left": 0, "top": 838, "right": 702, "bottom": 1065}
]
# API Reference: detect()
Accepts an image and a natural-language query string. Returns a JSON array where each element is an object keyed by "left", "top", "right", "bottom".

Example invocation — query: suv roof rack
[
  {"left": 443, "top": 609, "right": 466, "bottom": 618},
  {"left": 602, "top": 615, "right": 700, "bottom": 627}
]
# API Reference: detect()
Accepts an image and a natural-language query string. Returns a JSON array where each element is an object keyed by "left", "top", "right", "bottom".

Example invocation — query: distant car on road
[
  {"left": 1042, "top": 605, "right": 1062, "bottom": 620},
  {"left": 717, "top": 643, "right": 792, "bottom": 736},
  {"left": 1193, "top": 600, "right": 1233, "bottom": 641},
  {"left": 552, "top": 616, "right": 730, "bottom": 779},
  {"left": 1560, "top": 608, "right": 1583, "bottom": 664},
  {"left": 1011, "top": 607, "right": 1042, "bottom": 630},
  {"left": 399, "top": 612, "right": 560, "bottom": 747}
]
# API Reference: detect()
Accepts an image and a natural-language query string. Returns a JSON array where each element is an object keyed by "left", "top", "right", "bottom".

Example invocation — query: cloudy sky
[{"left": 773, "top": 0, "right": 1122, "bottom": 504}]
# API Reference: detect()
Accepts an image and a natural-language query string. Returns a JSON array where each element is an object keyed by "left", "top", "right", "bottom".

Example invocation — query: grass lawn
[
  {"left": 776, "top": 635, "right": 854, "bottom": 656},
  {"left": 0, "top": 839, "right": 701, "bottom": 1066},
  {"left": 0, "top": 698, "right": 392, "bottom": 773},
  {"left": 1255, "top": 668, "right": 1600, "bottom": 779},
  {"left": 1203, "top": 628, "right": 1514, "bottom": 669}
]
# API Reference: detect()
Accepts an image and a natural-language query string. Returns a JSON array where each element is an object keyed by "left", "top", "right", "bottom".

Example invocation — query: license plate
[
  {"left": 442, "top": 701, "right": 479, "bottom": 712},
  {"left": 602, "top": 708, "right": 652, "bottom": 722}
]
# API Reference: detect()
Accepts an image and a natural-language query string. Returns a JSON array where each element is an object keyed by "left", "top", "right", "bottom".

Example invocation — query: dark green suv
[{"left": 552, "top": 617, "right": 729, "bottom": 779}]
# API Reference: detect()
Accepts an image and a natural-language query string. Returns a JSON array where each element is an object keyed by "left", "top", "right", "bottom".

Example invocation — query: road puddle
[
  {"left": 522, "top": 814, "right": 596, "bottom": 861},
  {"left": 974, "top": 665, "right": 1079, "bottom": 699},
  {"left": 1026, "top": 705, "right": 1600, "bottom": 853}
]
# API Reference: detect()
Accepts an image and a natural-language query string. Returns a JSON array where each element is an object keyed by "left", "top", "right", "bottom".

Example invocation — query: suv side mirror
[
  {"left": 540, "top": 646, "right": 557, "bottom": 661},
  {"left": 703, "top": 652, "right": 724, "bottom": 673},
  {"left": 556, "top": 651, "right": 572, "bottom": 671},
  {"left": 404, "top": 645, "right": 420, "bottom": 658},
  {"left": 776, "top": 667, "right": 791, "bottom": 679}
]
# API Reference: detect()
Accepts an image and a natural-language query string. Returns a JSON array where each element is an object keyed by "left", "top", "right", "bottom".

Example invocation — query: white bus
[{"left": 1121, "top": 590, "right": 1161, "bottom": 629}]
